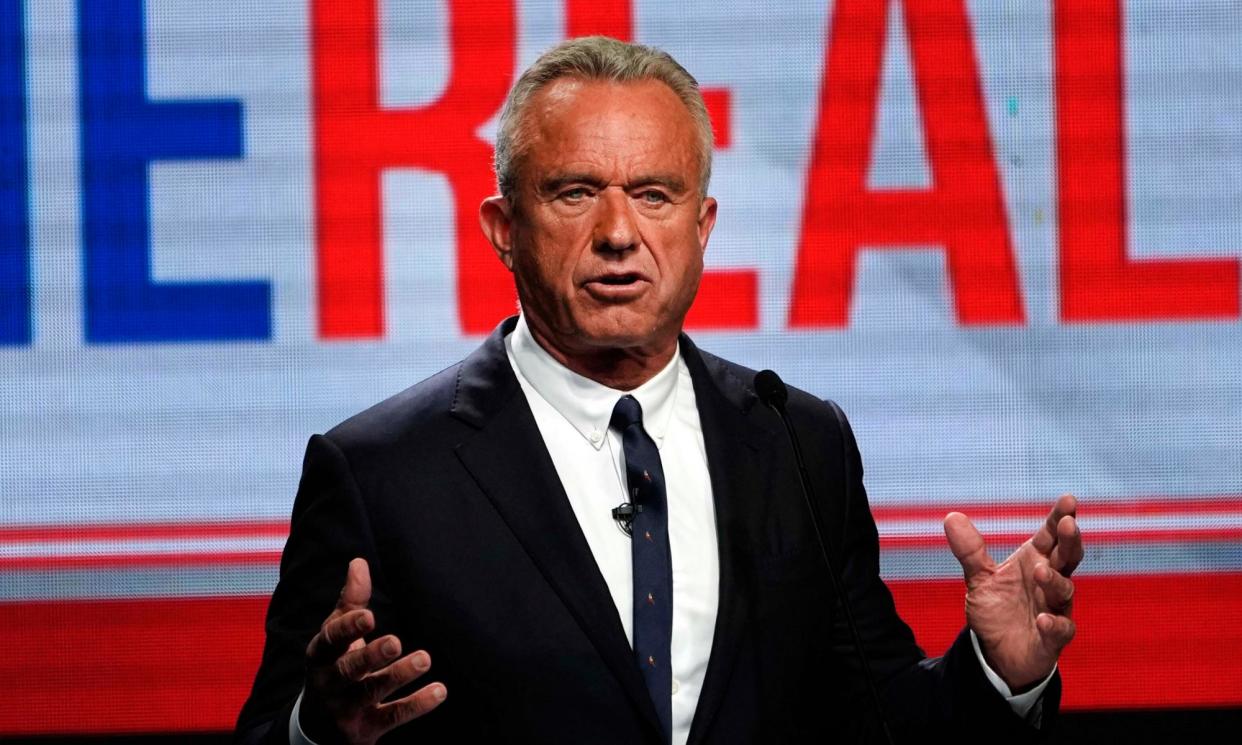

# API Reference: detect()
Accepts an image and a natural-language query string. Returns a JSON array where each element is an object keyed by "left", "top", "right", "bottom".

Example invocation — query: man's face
[{"left": 481, "top": 77, "right": 717, "bottom": 361}]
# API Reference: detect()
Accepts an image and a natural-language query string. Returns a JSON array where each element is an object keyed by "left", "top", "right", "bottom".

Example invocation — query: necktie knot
[{"left": 610, "top": 394, "right": 644, "bottom": 432}]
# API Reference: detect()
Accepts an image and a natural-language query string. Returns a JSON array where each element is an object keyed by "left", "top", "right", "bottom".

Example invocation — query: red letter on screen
[
  {"left": 565, "top": 0, "right": 756, "bottom": 330},
  {"left": 312, "top": 0, "right": 516, "bottom": 337},
  {"left": 1055, "top": 0, "right": 1239, "bottom": 322},
  {"left": 790, "top": 0, "right": 1024, "bottom": 328}
]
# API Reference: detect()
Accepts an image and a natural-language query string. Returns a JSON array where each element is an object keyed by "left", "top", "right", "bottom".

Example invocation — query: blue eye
[{"left": 639, "top": 190, "right": 668, "bottom": 204}]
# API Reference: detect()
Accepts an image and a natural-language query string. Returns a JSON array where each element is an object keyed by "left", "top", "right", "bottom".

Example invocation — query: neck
[{"left": 524, "top": 321, "right": 677, "bottom": 391}]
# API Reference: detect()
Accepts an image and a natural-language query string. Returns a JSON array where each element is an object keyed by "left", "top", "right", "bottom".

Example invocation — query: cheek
[
  {"left": 541, "top": 223, "right": 593, "bottom": 271},
  {"left": 522, "top": 229, "right": 585, "bottom": 295},
  {"left": 652, "top": 226, "right": 705, "bottom": 285}
]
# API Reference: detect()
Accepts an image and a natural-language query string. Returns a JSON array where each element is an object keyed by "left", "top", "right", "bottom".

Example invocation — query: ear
[
  {"left": 479, "top": 195, "right": 516, "bottom": 271},
  {"left": 696, "top": 196, "right": 718, "bottom": 255}
]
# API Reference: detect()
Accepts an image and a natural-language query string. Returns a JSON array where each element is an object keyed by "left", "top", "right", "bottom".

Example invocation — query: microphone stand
[{"left": 754, "top": 370, "right": 896, "bottom": 745}]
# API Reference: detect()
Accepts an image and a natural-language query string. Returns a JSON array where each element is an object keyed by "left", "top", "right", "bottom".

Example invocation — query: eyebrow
[
  {"left": 538, "top": 172, "right": 607, "bottom": 194},
  {"left": 632, "top": 174, "right": 688, "bottom": 193},
  {"left": 537, "top": 172, "right": 690, "bottom": 195}
]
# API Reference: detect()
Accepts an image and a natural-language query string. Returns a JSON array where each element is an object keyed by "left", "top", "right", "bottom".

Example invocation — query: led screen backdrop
[{"left": 3, "top": 0, "right": 1242, "bottom": 735}]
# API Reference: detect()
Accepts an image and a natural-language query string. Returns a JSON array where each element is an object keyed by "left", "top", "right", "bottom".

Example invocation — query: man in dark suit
[{"left": 235, "top": 36, "right": 1081, "bottom": 744}]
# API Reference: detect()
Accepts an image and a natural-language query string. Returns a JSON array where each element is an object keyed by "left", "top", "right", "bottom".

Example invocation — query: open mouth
[
  {"left": 595, "top": 273, "right": 641, "bottom": 285},
  {"left": 584, "top": 273, "right": 648, "bottom": 300}
]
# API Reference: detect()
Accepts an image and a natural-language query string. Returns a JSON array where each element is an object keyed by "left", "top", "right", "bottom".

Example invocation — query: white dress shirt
[
  {"left": 506, "top": 315, "right": 719, "bottom": 745},
  {"left": 290, "top": 314, "right": 1050, "bottom": 743}
]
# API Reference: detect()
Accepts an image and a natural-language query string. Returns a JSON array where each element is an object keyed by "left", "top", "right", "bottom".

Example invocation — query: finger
[
  {"left": 1035, "top": 612, "right": 1076, "bottom": 652},
  {"left": 307, "top": 608, "right": 374, "bottom": 664},
  {"left": 364, "top": 650, "right": 433, "bottom": 702},
  {"left": 1034, "top": 563, "right": 1074, "bottom": 613},
  {"left": 337, "top": 634, "right": 402, "bottom": 683},
  {"left": 371, "top": 682, "right": 447, "bottom": 734},
  {"left": 337, "top": 557, "right": 372, "bottom": 613},
  {"left": 1032, "top": 494, "right": 1077, "bottom": 554},
  {"left": 1049, "top": 515, "right": 1084, "bottom": 576},
  {"left": 943, "top": 512, "right": 996, "bottom": 580}
]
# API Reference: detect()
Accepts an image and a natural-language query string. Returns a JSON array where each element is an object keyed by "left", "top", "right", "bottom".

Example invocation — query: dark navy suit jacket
[{"left": 235, "top": 317, "right": 1058, "bottom": 744}]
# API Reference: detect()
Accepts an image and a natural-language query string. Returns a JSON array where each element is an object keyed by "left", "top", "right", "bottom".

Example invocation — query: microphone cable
[{"left": 754, "top": 369, "right": 896, "bottom": 745}]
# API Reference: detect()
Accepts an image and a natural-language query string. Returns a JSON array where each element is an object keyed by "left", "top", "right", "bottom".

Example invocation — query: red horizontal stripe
[
  {"left": 888, "top": 572, "right": 1242, "bottom": 711},
  {"left": 4, "top": 496, "right": 1240, "bottom": 547},
  {"left": 1, "top": 595, "right": 270, "bottom": 735},
  {"left": 0, "top": 520, "right": 289, "bottom": 544},
  {"left": 2, "top": 574, "right": 1240, "bottom": 734},
  {"left": 871, "top": 495, "right": 1242, "bottom": 522},
  {"left": 5, "top": 530, "right": 1239, "bottom": 572}
]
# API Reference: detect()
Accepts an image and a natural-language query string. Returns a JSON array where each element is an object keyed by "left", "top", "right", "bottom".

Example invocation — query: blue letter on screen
[
  {"left": 1, "top": 0, "right": 30, "bottom": 345},
  {"left": 78, "top": 0, "right": 270, "bottom": 342}
]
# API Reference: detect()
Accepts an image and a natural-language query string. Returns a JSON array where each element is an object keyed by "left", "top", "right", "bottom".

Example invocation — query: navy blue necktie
[{"left": 611, "top": 394, "right": 673, "bottom": 740}]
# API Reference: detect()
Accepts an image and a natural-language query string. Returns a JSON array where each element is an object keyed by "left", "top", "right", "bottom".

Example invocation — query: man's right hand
[{"left": 301, "top": 557, "right": 446, "bottom": 744}]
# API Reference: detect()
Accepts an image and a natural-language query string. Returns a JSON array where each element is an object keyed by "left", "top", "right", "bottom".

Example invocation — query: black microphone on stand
[{"left": 754, "top": 369, "right": 896, "bottom": 745}]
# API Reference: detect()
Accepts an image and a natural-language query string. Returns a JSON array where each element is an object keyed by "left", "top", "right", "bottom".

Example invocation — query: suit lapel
[
  {"left": 681, "top": 339, "right": 777, "bottom": 745},
  {"left": 450, "top": 319, "right": 664, "bottom": 739}
]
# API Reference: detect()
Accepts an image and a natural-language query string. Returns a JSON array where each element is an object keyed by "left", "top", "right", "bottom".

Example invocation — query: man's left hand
[{"left": 943, "top": 494, "right": 1083, "bottom": 692}]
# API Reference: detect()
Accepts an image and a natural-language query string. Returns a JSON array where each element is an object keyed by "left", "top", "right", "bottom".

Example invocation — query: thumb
[
  {"left": 943, "top": 512, "right": 995, "bottom": 581},
  {"left": 338, "top": 557, "right": 372, "bottom": 611}
]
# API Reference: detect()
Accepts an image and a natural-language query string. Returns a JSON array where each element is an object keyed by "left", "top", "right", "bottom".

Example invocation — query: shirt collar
[{"left": 507, "top": 314, "right": 681, "bottom": 451}]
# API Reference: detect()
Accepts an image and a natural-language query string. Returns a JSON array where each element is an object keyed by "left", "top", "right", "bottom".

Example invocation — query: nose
[{"left": 593, "top": 187, "right": 639, "bottom": 254}]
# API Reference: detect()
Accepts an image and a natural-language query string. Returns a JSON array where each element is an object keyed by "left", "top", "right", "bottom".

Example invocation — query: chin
[
  {"left": 573, "top": 313, "right": 672, "bottom": 352},
  {"left": 575, "top": 328, "right": 650, "bottom": 350}
]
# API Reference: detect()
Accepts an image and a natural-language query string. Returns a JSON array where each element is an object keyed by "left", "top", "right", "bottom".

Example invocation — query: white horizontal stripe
[
  {"left": 877, "top": 513, "right": 1242, "bottom": 537},
  {"left": 0, "top": 535, "right": 287, "bottom": 559},
  {"left": 3, "top": 538, "right": 1238, "bottom": 601},
  {"left": 3, "top": 513, "right": 1240, "bottom": 559},
  {"left": 0, "top": 565, "right": 282, "bottom": 601}
]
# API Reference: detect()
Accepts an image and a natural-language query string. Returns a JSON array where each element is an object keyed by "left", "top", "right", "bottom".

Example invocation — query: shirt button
[
  {"left": 671, "top": 679, "right": 681, "bottom": 695},
  {"left": 589, "top": 430, "right": 602, "bottom": 444}
]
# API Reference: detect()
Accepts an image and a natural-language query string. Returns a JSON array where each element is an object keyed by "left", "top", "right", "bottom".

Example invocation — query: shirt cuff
[
  {"left": 290, "top": 690, "right": 320, "bottom": 745},
  {"left": 969, "top": 629, "right": 1055, "bottom": 721}
]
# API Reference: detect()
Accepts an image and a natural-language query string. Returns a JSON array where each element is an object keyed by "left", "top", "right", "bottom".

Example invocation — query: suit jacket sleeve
[
  {"left": 823, "top": 399, "right": 1061, "bottom": 743},
  {"left": 233, "top": 434, "right": 391, "bottom": 745}
]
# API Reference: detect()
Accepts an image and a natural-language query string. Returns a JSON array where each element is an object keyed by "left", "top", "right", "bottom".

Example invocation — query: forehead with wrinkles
[{"left": 514, "top": 78, "right": 702, "bottom": 197}]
